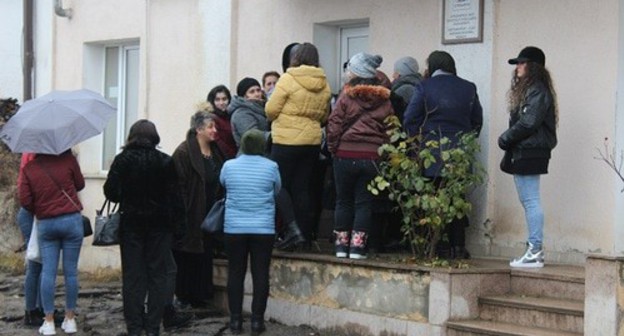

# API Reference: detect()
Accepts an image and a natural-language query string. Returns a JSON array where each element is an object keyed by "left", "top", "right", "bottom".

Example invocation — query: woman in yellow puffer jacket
[{"left": 266, "top": 42, "right": 331, "bottom": 247}]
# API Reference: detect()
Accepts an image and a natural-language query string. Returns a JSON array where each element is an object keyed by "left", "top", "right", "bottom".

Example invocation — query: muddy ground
[{"left": 0, "top": 271, "right": 326, "bottom": 336}]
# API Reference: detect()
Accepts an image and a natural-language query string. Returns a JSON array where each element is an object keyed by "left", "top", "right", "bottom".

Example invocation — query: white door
[{"left": 340, "top": 26, "right": 369, "bottom": 72}]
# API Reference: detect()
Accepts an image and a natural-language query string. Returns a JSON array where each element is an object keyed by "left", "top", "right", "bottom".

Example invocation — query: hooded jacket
[
  {"left": 228, "top": 96, "right": 269, "bottom": 147},
  {"left": 327, "top": 84, "right": 393, "bottom": 157},
  {"left": 265, "top": 65, "right": 331, "bottom": 145},
  {"left": 391, "top": 73, "right": 422, "bottom": 117}
]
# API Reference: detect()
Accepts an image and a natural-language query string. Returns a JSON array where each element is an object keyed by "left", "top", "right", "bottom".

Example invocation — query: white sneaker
[
  {"left": 61, "top": 318, "right": 77, "bottom": 334},
  {"left": 510, "top": 243, "right": 544, "bottom": 268},
  {"left": 39, "top": 320, "right": 56, "bottom": 335}
]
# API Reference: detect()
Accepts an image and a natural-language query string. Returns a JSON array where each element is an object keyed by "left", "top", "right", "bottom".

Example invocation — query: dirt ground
[{"left": 0, "top": 271, "right": 325, "bottom": 336}]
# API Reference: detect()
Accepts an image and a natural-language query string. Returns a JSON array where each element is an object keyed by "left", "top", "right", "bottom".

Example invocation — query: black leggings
[{"left": 224, "top": 234, "right": 274, "bottom": 317}]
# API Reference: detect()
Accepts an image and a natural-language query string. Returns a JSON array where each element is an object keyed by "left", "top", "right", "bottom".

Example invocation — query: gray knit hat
[
  {"left": 348, "top": 53, "right": 383, "bottom": 79},
  {"left": 394, "top": 56, "right": 420, "bottom": 76},
  {"left": 240, "top": 129, "right": 266, "bottom": 155}
]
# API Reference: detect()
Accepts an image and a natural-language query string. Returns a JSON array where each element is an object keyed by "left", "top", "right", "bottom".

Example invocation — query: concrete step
[
  {"left": 446, "top": 320, "right": 582, "bottom": 336},
  {"left": 479, "top": 295, "right": 583, "bottom": 334},
  {"left": 510, "top": 264, "right": 584, "bottom": 301}
]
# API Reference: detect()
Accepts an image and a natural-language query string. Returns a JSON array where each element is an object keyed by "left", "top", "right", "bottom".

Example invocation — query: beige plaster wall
[
  {"left": 43, "top": 0, "right": 622, "bottom": 268},
  {"left": 489, "top": 0, "right": 618, "bottom": 262}
]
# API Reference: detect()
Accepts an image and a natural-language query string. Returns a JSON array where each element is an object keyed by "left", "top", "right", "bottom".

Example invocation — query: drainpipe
[
  {"left": 54, "top": 0, "right": 72, "bottom": 19},
  {"left": 23, "top": 0, "right": 34, "bottom": 101}
]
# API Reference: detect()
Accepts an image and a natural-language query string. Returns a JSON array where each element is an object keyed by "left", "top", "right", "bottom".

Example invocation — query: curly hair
[{"left": 508, "top": 62, "right": 558, "bottom": 125}]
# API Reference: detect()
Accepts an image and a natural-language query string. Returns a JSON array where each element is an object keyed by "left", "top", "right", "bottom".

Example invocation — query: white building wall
[{"left": 0, "top": 0, "right": 24, "bottom": 100}]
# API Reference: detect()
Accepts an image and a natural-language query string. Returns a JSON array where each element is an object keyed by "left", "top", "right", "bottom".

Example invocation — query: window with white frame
[{"left": 101, "top": 45, "right": 139, "bottom": 170}]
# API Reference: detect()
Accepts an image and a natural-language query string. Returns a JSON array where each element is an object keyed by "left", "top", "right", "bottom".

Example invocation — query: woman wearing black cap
[{"left": 499, "top": 46, "right": 558, "bottom": 268}]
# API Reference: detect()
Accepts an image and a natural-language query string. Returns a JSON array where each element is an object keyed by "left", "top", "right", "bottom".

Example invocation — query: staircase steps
[
  {"left": 446, "top": 320, "right": 582, "bottom": 336},
  {"left": 479, "top": 295, "right": 583, "bottom": 333},
  {"left": 446, "top": 263, "right": 585, "bottom": 336}
]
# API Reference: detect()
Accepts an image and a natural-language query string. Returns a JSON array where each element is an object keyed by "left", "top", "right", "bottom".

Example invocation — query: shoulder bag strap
[{"left": 36, "top": 160, "right": 81, "bottom": 212}]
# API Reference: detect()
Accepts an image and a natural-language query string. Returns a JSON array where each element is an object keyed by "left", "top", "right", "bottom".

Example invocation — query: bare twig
[{"left": 594, "top": 138, "right": 624, "bottom": 192}]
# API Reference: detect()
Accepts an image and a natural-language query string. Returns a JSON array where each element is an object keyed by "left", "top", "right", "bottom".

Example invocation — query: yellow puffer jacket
[{"left": 266, "top": 65, "right": 332, "bottom": 145}]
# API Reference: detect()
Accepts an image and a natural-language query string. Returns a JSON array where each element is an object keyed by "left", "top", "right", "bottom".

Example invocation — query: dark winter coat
[
  {"left": 404, "top": 72, "right": 483, "bottom": 177},
  {"left": 172, "top": 129, "right": 224, "bottom": 253},
  {"left": 213, "top": 109, "right": 237, "bottom": 160},
  {"left": 19, "top": 152, "right": 85, "bottom": 219},
  {"left": 228, "top": 96, "right": 269, "bottom": 147},
  {"left": 391, "top": 73, "right": 422, "bottom": 120},
  {"left": 103, "top": 144, "right": 183, "bottom": 233},
  {"left": 327, "top": 84, "right": 393, "bottom": 158},
  {"left": 498, "top": 82, "right": 557, "bottom": 165}
]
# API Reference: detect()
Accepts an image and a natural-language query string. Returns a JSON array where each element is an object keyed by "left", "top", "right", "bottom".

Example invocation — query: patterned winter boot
[
  {"left": 349, "top": 230, "right": 368, "bottom": 259},
  {"left": 333, "top": 231, "right": 350, "bottom": 258}
]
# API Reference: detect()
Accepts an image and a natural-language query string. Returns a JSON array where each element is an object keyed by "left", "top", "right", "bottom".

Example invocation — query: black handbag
[
  {"left": 82, "top": 216, "right": 93, "bottom": 237},
  {"left": 201, "top": 198, "right": 225, "bottom": 233},
  {"left": 93, "top": 199, "right": 120, "bottom": 246}
]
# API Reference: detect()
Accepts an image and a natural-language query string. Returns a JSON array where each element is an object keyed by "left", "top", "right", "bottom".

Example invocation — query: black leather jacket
[{"left": 498, "top": 82, "right": 557, "bottom": 160}]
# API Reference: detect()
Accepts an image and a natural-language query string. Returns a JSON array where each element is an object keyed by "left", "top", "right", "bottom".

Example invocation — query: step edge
[
  {"left": 446, "top": 319, "right": 584, "bottom": 336},
  {"left": 510, "top": 270, "right": 585, "bottom": 284},
  {"left": 479, "top": 296, "right": 584, "bottom": 316}
]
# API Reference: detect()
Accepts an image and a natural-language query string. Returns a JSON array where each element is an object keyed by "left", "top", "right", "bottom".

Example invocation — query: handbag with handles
[
  {"left": 93, "top": 199, "right": 121, "bottom": 246},
  {"left": 201, "top": 198, "right": 225, "bottom": 233},
  {"left": 35, "top": 161, "right": 93, "bottom": 237}
]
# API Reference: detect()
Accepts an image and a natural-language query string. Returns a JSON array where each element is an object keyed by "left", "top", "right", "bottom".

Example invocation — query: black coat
[
  {"left": 104, "top": 144, "right": 184, "bottom": 233},
  {"left": 498, "top": 82, "right": 557, "bottom": 161}
]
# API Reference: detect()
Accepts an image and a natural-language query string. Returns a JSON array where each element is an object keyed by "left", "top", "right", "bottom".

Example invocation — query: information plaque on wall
[{"left": 442, "top": 0, "right": 483, "bottom": 44}]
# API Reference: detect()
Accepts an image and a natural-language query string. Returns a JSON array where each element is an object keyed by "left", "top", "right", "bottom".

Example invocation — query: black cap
[{"left": 508, "top": 46, "right": 545, "bottom": 66}]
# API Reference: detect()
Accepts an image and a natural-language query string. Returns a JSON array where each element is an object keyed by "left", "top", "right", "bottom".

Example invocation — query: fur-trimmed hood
[{"left": 344, "top": 84, "right": 391, "bottom": 110}]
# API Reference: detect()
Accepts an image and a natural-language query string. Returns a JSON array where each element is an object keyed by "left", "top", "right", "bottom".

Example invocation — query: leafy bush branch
[{"left": 368, "top": 116, "right": 485, "bottom": 259}]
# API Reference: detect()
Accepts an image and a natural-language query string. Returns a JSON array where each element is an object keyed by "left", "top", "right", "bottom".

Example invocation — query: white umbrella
[{"left": 0, "top": 89, "right": 116, "bottom": 155}]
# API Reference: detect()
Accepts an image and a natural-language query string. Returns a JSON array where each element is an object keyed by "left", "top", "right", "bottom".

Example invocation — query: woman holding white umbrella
[{"left": 19, "top": 149, "right": 85, "bottom": 335}]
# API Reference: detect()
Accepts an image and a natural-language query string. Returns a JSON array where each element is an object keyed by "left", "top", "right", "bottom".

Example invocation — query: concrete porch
[{"left": 210, "top": 253, "right": 624, "bottom": 335}]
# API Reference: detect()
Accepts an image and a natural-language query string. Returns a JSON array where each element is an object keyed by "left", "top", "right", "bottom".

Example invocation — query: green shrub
[{"left": 368, "top": 116, "right": 485, "bottom": 259}]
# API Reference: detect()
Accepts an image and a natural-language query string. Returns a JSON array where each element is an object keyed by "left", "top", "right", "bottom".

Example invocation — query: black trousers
[
  {"left": 224, "top": 234, "right": 274, "bottom": 317},
  {"left": 271, "top": 144, "right": 319, "bottom": 240},
  {"left": 120, "top": 228, "right": 172, "bottom": 334},
  {"left": 173, "top": 235, "right": 214, "bottom": 304}
]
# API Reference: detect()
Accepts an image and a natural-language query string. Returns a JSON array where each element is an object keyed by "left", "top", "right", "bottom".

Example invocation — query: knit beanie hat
[
  {"left": 240, "top": 129, "right": 266, "bottom": 155},
  {"left": 394, "top": 56, "right": 420, "bottom": 76},
  {"left": 348, "top": 53, "right": 383, "bottom": 79},
  {"left": 236, "top": 77, "right": 261, "bottom": 97}
]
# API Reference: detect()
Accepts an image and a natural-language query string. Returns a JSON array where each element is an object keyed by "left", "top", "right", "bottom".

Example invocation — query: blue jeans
[
  {"left": 513, "top": 175, "right": 543, "bottom": 249},
  {"left": 17, "top": 207, "right": 42, "bottom": 311},
  {"left": 38, "top": 212, "right": 83, "bottom": 314},
  {"left": 333, "top": 158, "right": 377, "bottom": 233}
]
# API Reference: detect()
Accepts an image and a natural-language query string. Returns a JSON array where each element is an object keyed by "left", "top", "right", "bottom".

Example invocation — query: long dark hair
[
  {"left": 206, "top": 85, "right": 231, "bottom": 111},
  {"left": 125, "top": 119, "right": 160, "bottom": 148},
  {"left": 508, "top": 62, "right": 559, "bottom": 124},
  {"left": 290, "top": 43, "right": 320, "bottom": 68}
]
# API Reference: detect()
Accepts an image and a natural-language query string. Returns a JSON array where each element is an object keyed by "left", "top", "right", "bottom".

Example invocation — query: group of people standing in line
[{"left": 14, "top": 42, "right": 557, "bottom": 335}]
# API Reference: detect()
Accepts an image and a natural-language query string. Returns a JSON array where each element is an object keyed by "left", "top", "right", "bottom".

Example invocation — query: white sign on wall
[{"left": 442, "top": 0, "right": 483, "bottom": 44}]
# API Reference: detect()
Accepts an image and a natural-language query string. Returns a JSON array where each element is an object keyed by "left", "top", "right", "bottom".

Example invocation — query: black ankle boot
[
  {"left": 162, "top": 304, "right": 193, "bottom": 330},
  {"left": 229, "top": 314, "right": 243, "bottom": 334},
  {"left": 24, "top": 309, "right": 43, "bottom": 327},
  {"left": 251, "top": 315, "right": 266, "bottom": 334},
  {"left": 275, "top": 221, "right": 305, "bottom": 250}
]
